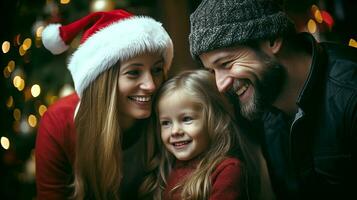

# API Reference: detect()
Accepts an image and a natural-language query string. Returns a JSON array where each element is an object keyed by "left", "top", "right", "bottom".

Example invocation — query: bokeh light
[
  {"left": 8, "top": 60, "right": 15, "bottom": 72},
  {"left": 1, "top": 137, "right": 10, "bottom": 150},
  {"left": 6, "top": 96, "right": 14, "bottom": 108},
  {"left": 31, "top": 84, "right": 41, "bottom": 97},
  {"left": 13, "top": 108, "right": 21, "bottom": 121},
  {"left": 38, "top": 105, "right": 47, "bottom": 116},
  {"left": 23, "top": 38, "right": 32, "bottom": 51},
  {"left": 349, "top": 39, "right": 357, "bottom": 48},
  {"left": 2, "top": 41, "right": 10, "bottom": 53},
  {"left": 28, "top": 114, "right": 37, "bottom": 128},
  {"left": 307, "top": 19, "right": 317, "bottom": 33}
]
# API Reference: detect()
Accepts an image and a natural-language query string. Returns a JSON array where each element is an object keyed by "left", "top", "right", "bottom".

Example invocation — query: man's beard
[{"left": 228, "top": 54, "right": 286, "bottom": 121}]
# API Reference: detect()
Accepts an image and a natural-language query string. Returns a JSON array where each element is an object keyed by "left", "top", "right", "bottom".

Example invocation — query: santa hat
[{"left": 42, "top": 9, "right": 173, "bottom": 97}]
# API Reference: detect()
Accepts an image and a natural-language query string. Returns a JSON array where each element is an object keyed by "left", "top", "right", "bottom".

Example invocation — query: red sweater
[
  {"left": 35, "top": 93, "right": 146, "bottom": 199},
  {"left": 163, "top": 157, "right": 242, "bottom": 200},
  {"left": 36, "top": 93, "right": 78, "bottom": 199}
]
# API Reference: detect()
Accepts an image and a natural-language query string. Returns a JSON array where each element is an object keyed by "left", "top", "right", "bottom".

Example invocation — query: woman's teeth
[{"left": 130, "top": 96, "right": 151, "bottom": 102}]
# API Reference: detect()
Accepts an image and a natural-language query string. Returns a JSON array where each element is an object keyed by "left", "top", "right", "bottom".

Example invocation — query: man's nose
[{"left": 215, "top": 70, "right": 234, "bottom": 93}]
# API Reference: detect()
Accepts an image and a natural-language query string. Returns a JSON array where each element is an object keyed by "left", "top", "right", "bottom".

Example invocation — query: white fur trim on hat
[
  {"left": 68, "top": 16, "right": 173, "bottom": 97},
  {"left": 42, "top": 24, "right": 69, "bottom": 55}
]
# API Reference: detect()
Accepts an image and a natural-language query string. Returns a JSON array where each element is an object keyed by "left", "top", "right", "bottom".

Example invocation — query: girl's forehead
[{"left": 159, "top": 89, "right": 203, "bottom": 109}]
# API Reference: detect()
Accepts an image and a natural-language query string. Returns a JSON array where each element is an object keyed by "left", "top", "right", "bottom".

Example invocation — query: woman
[{"left": 35, "top": 9, "right": 173, "bottom": 200}]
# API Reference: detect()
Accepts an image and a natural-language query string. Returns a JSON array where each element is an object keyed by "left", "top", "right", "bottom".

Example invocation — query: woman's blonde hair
[
  {"left": 73, "top": 50, "right": 166, "bottom": 199},
  {"left": 140, "top": 70, "right": 274, "bottom": 200},
  {"left": 73, "top": 65, "right": 123, "bottom": 199}
]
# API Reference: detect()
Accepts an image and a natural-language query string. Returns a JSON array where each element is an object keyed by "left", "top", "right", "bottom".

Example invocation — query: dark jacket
[{"left": 261, "top": 33, "right": 357, "bottom": 200}]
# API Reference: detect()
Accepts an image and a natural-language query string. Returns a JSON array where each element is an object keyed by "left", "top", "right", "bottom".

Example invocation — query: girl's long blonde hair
[{"left": 140, "top": 70, "right": 274, "bottom": 200}]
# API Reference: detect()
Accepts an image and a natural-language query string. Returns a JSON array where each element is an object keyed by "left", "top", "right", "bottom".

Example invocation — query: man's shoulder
[
  {"left": 321, "top": 43, "right": 357, "bottom": 89},
  {"left": 321, "top": 43, "right": 357, "bottom": 92}
]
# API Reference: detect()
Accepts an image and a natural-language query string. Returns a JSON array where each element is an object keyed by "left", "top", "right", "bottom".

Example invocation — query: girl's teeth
[{"left": 173, "top": 141, "right": 190, "bottom": 146}]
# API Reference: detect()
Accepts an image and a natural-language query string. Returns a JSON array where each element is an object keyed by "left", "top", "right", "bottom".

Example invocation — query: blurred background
[{"left": 0, "top": 0, "right": 356, "bottom": 199}]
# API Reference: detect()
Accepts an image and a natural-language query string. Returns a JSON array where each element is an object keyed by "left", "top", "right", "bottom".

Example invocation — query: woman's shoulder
[
  {"left": 42, "top": 93, "right": 79, "bottom": 121},
  {"left": 47, "top": 93, "right": 79, "bottom": 113},
  {"left": 38, "top": 93, "right": 79, "bottom": 138}
]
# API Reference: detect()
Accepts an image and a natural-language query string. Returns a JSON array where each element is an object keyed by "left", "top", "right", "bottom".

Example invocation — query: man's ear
[{"left": 269, "top": 37, "right": 283, "bottom": 54}]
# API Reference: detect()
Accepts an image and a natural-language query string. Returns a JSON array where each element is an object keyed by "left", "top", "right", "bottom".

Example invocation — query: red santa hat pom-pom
[{"left": 41, "top": 24, "right": 69, "bottom": 55}]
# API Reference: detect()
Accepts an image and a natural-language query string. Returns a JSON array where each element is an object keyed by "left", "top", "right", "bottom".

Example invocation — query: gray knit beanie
[{"left": 189, "top": 0, "right": 295, "bottom": 59}]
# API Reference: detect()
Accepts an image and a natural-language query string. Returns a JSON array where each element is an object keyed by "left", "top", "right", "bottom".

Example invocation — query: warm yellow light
[
  {"left": 307, "top": 19, "right": 317, "bottom": 33},
  {"left": 50, "top": 96, "right": 58, "bottom": 105},
  {"left": 17, "top": 78, "right": 25, "bottom": 91},
  {"left": 36, "top": 26, "right": 44, "bottom": 38},
  {"left": 19, "top": 45, "right": 26, "bottom": 56},
  {"left": 3, "top": 67, "right": 11, "bottom": 78},
  {"left": 13, "top": 108, "right": 21, "bottom": 121},
  {"left": 349, "top": 39, "right": 357, "bottom": 48},
  {"left": 6, "top": 96, "right": 14, "bottom": 108},
  {"left": 91, "top": 0, "right": 114, "bottom": 12},
  {"left": 7, "top": 60, "right": 15, "bottom": 72},
  {"left": 1, "top": 137, "right": 10, "bottom": 150},
  {"left": 23, "top": 38, "right": 32, "bottom": 51},
  {"left": 314, "top": 9, "right": 323, "bottom": 23},
  {"left": 60, "top": 0, "right": 70, "bottom": 4},
  {"left": 28, "top": 114, "right": 38, "bottom": 128},
  {"left": 2, "top": 41, "right": 10, "bottom": 53},
  {"left": 31, "top": 84, "right": 41, "bottom": 97},
  {"left": 39, "top": 105, "right": 47, "bottom": 116},
  {"left": 13, "top": 76, "right": 22, "bottom": 88}
]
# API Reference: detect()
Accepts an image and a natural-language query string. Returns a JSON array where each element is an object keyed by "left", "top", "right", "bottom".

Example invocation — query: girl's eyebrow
[{"left": 153, "top": 59, "right": 164, "bottom": 66}]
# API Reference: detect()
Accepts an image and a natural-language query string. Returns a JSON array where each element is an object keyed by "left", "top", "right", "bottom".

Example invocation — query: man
[{"left": 189, "top": 0, "right": 357, "bottom": 199}]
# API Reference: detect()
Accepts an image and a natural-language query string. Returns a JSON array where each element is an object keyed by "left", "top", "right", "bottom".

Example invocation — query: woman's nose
[{"left": 140, "top": 73, "right": 156, "bottom": 92}]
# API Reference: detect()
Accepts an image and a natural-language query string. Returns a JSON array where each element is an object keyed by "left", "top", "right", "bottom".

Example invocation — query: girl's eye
[
  {"left": 160, "top": 120, "right": 171, "bottom": 127},
  {"left": 183, "top": 116, "right": 193, "bottom": 122},
  {"left": 152, "top": 66, "right": 163, "bottom": 75}
]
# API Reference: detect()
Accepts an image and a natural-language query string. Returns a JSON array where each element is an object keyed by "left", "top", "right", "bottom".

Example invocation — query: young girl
[{"left": 140, "top": 70, "right": 274, "bottom": 200}]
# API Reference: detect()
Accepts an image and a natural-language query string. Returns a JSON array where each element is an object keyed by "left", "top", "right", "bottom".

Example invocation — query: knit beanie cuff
[{"left": 189, "top": 12, "right": 294, "bottom": 59}]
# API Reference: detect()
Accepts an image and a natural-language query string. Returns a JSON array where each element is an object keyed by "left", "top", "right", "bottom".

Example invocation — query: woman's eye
[{"left": 126, "top": 70, "right": 140, "bottom": 77}]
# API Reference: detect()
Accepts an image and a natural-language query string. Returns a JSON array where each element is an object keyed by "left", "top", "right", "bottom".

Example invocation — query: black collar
[{"left": 295, "top": 33, "right": 328, "bottom": 113}]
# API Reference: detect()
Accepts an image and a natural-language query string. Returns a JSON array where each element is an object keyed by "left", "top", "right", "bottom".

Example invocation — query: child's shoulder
[
  {"left": 211, "top": 157, "right": 242, "bottom": 184},
  {"left": 216, "top": 157, "right": 241, "bottom": 170},
  {"left": 212, "top": 157, "right": 242, "bottom": 177}
]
